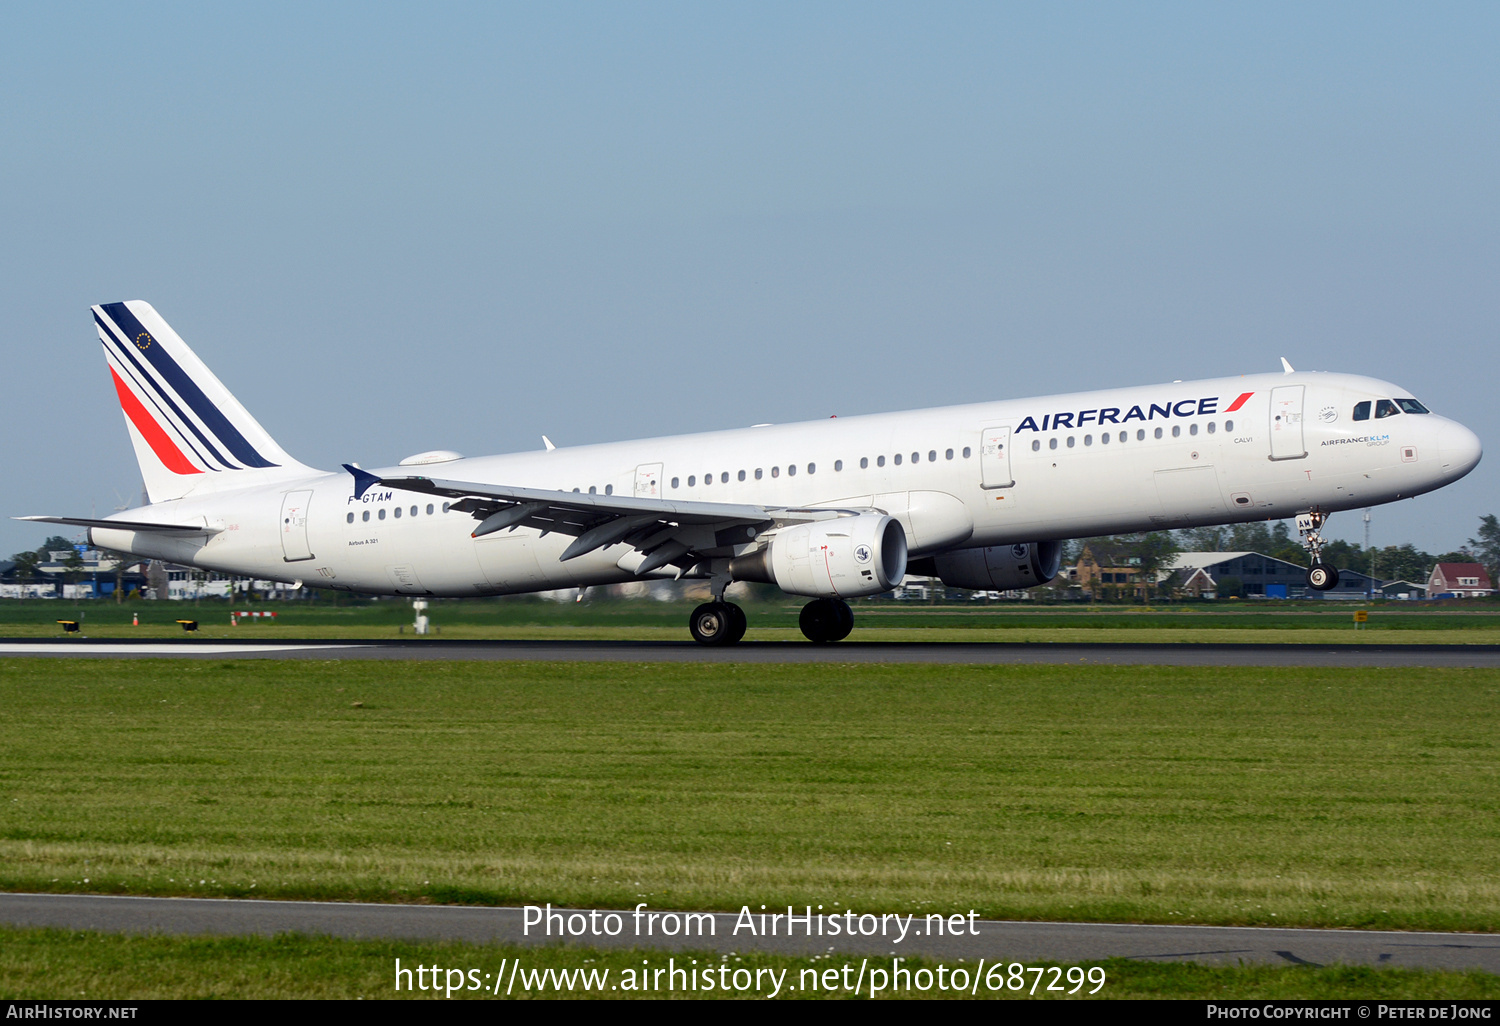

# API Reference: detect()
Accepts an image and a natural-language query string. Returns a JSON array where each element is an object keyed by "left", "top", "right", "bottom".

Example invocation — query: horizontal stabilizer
[{"left": 14, "top": 515, "right": 222, "bottom": 535}]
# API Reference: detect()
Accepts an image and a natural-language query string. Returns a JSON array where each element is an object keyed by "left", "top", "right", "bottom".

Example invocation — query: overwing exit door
[
  {"left": 979, "top": 427, "right": 1014, "bottom": 488},
  {"left": 1269, "top": 385, "right": 1307, "bottom": 461},
  {"left": 279, "top": 490, "right": 314, "bottom": 562}
]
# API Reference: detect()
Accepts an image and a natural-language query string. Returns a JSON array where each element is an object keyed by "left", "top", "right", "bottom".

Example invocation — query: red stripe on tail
[
  {"left": 109, "top": 367, "right": 202, "bottom": 475},
  {"left": 1224, "top": 391, "right": 1255, "bottom": 413}
]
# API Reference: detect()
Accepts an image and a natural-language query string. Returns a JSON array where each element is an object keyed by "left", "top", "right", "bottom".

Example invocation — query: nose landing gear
[
  {"left": 799, "top": 598, "right": 854, "bottom": 643},
  {"left": 1297, "top": 510, "right": 1341, "bottom": 591}
]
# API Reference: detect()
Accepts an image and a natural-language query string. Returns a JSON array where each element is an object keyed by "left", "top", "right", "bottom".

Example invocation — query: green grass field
[
  {"left": 2, "top": 658, "right": 1496, "bottom": 933},
  {"left": 3, "top": 927, "right": 1496, "bottom": 1000},
  {"left": 6, "top": 596, "right": 1500, "bottom": 644}
]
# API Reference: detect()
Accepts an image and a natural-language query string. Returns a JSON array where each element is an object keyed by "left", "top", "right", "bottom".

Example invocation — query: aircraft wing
[
  {"left": 14, "top": 515, "right": 223, "bottom": 534},
  {"left": 355, "top": 467, "right": 842, "bottom": 574}
]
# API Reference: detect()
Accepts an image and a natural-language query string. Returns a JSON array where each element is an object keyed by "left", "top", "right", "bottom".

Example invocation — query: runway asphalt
[
  {"left": 2, "top": 893, "right": 1496, "bottom": 971},
  {"left": 3, "top": 638, "right": 1500, "bottom": 666}
]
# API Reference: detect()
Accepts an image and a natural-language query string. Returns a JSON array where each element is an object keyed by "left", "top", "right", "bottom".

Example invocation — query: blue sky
[{"left": 2, "top": 2, "right": 1496, "bottom": 556}]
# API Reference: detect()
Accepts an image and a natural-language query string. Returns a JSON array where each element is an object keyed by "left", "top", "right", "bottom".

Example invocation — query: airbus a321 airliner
[{"left": 20, "top": 301, "right": 1484, "bottom": 644}]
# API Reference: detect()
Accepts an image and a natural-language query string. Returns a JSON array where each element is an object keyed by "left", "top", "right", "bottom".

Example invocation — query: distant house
[
  {"left": 1426, "top": 562, "right": 1496, "bottom": 599},
  {"left": 1378, "top": 580, "right": 1428, "bottom": 600},
  {"left": 1071, "top": 543, "right": 1150, "bottom": 600}
]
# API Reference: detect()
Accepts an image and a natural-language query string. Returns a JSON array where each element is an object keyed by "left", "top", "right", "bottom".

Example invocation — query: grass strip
[
  {"left": 2, "top": 926, "right": 1496, "bottom": 1000},
  {"left": 1, "top": 658, "right": 1497, "bottom": 931}
]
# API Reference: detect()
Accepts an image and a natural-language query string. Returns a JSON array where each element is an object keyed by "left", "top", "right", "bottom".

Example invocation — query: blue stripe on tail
[{"left": 99, "top": 303, "right": 278, "bottom": 469}]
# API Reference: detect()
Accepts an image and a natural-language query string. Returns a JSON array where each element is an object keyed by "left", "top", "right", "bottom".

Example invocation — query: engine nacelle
[
  {"left": 931, "top": 540, "right": 1063, "bottom": 591},
  {"left": 730, "top": 513, "right": 907, "bottom": 598}
]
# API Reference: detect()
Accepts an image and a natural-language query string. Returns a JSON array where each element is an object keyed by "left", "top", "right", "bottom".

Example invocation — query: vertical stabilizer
[{"left": 93, "top": 300, "right": 309, "bottom": 502}]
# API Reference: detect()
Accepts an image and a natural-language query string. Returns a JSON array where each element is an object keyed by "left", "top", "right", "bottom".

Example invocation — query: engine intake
[
  {"left": 929, "top": 540, "right": 1063, "bottom": 592},
  {"left": 730, "top": 513, "right": 907, "bottom": 598}
]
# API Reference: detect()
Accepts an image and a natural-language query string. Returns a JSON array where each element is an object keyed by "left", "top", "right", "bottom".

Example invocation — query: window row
[
  {"left": 347, "top": 502, "right": 451, "bottom": 524},
  {"left": 668, "top": 447, "right": 973, "bottom": 489},
  {"left": 1030, "top": 420, "right": 1235, "bottom": 451}
]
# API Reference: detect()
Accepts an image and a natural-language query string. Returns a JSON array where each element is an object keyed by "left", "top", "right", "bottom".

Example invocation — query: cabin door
[
  {"left": 979, "top": 427, "right": 1014, "bottom": 488},
  {"left": 634, "top": 463, "right": 663, "bottom": 498},
  {"left": 1269, "top": 385, "right": 1307, "bottom": 461},
  {"left": 279, "top": 490, "right": 314, "bottom": 562}
]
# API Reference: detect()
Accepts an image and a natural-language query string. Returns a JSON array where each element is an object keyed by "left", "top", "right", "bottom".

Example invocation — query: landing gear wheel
[
  {"left": 799, "top": 598, "right": 854, "bottom": 643},
  {"left": 724, "top": 602, "right": 748, "bottom": 644},
  {"left": 1306, "top": 563, "right": 1340, "bottom": 591},
  {"left": 689, "top": 602, "right": 739, "bottom": 646}
]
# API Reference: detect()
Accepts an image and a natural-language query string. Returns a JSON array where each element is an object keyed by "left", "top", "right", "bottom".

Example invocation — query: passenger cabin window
[
  {"left": 1154, "top": 427, "right": 1163, "bottom": 439},
  {"left": 962, "top": 447, "right": 971, "bottom": 458},
  {"left": 893, "top": 453, "right": 902, "bottom": 465},
  {"left": 687, "top": 477, "right": 695, "bottom": 487},
  {"left": 1225, "top": 420, "right": 1234, "bottom": 432},
  {"left": 860, "top": 457, "right": 869, "bottom": 469},
  {"left": 1049, "top": 438, "right": 1058, "bottom": 450},
  {"left": 807, "top": 463, "right": 815, "bottom": 474},
  {"left": 671, "top": 477, "right": 679, "bottom": 488},
  {"left": 755, "top": 468, "right": 763, "bottom": 479},
  {"left": 426, "top": 504, "right": 435, "bottom": 514},
  {"left": 1376, "top": 399, "right": 1399, "bottom": 419},
  {"left": 1032, "top": 440, "right": 1041, "bottom": 451},
  {"left": 1100, "top": 432, "right": 1109, "bottom": 444},
  {"left": 362, "top": 511, "right": 370, "bottom": 522},
  {"left": 346, "top": 513, "right": 354, "bottom": 524},
  {"left": 788, "top": 464, "right": 796, "bottom": 476},
  {"left": 1189, "top": 423, "right": 1198, "bottom": 436},
  {"left": 1136, "top": 429, "right": 1145, "bottom": 440},
  {"left": 1353, "top": 401, "right": 1371, "bottom": 421},
  {"left": 945, "top": 448, "right": 954, "bottom": 460},
  {"left": 1206, "top": 422, "right": 1215, "bottom": 434},
  {"left": 378, "top": 508, "right": 386, "bottom": 520},
  {"left": 394, "top": 507, "right": 401, "bottom": 518},
  {"left": 738, "top": 470, "right": 746, "bottom": 481},
  {"left": 877, "top": 456, "right": 885, "bottom": 467},
  {"left": 771, "top": 467, "right": 780, "bottom": 478},
  {"left": 721, "top": 472, "right": 729, "bottom": 483},
  {"left": 1066, "top": 436, "right": 1075, "bottom": 448},
  {"left": 928, "top": 450, "right": 937, "bottom": 462},
  {"left": 442, "top": 502, "right": 450, "bottom": 513},
  {"left": 834, "top": 460, "right": 843, "bottom": 471},
  {"left": 1172, "top": 425, "right": 1181, "bottom": 438}
]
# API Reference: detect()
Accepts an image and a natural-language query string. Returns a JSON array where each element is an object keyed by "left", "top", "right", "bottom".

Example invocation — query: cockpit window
[
  {"left": 1395, "top": 398, "right": 1430, "bottom": 414},
  {"left": 1375, "top": 399, "right": 1400, "bottom": 419},
  {"left": 1353, "top": 401, "right": 1371, "bottom": 421}
]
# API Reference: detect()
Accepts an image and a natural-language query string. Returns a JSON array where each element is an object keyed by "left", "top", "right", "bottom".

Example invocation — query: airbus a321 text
[{"left": 19, "top": 302, "right": 1484, "bottom": 643}]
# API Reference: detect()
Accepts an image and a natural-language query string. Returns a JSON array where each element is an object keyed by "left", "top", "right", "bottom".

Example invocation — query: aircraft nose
[{"left": 1437, "top": 420, "right": 1483, "bottom": 478}]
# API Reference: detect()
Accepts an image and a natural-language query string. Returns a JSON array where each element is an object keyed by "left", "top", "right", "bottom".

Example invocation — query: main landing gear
[
  {"left": 687, "top": 595, "right": 856, "bottom": 645},
  {"left": 688, "top": 600, "right": 747, "bottom": 646},
  {"left": 799, "top": 598, "right": 854, "bottom": 643},
  {"left": 1297, "top": 510, "right": 1341, "bottom": 591}
]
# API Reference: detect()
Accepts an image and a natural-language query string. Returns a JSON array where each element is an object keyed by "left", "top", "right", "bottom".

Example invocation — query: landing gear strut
[
  {"left": 1297, "top": 510, "right": 1340, "bottom": 591},
  {"left": 688, "top": 574, "right": 747, "bottom": 646},
  {"left": 799, "top": 598, "right": 854, "bottom": 643}
]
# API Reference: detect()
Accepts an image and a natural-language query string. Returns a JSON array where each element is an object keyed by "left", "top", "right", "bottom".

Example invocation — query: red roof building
[{"left": 1426, "top": 562, "right": 1496, "bottom": 599}]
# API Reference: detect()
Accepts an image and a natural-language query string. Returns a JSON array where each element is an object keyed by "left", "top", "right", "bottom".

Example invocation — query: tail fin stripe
[
  {"left": 102, "top": 344, "right": 221, "bottom": 473},
  {"left": 96, "top": 315, "right": 239, "bottom": 471},
  {"left": 108, "top": 366, "right": 202, "bottom": 476},
  {"left": 98, "top": 303, "right": 278, "bottom": 469}
]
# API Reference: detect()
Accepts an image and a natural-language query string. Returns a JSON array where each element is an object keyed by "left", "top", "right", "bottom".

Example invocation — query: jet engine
[
  {"left": 928, "top": 540, "right": 1063, "bottom": 591},
  {"left": 729, "top": 513, "right": 907, "bottom": 598}
]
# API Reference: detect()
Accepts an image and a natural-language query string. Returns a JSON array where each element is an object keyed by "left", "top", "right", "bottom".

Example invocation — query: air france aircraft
[{"left": 19, "top": 301, "right": 1484, "bottom": 644}]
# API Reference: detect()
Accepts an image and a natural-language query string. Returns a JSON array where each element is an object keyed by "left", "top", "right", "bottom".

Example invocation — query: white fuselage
[{"left": 89, "top": 370, "right": 1483, "bottom": 596}]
